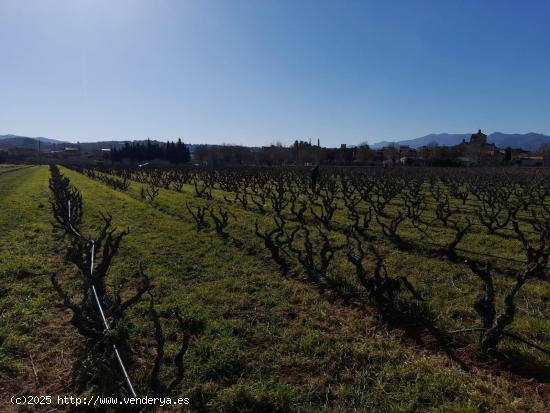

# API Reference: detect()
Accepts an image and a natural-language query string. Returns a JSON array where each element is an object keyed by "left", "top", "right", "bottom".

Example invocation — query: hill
[
  {"left": 371, "top": 132, "right": 550, "bottom": 150},
  {"left": 0, "top": 135, "right": 195, "bottom": 153},
  {"left": 0, "top": 134, "right": 66, "bottom": 149},
  {"left": 371, "top": 133, "right": 470, "bottom": 149},
  {"left": 489, "top": 132, "right": 550, "bottom": 150}
]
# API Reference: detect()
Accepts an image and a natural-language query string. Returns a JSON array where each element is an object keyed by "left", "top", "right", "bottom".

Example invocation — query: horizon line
[{"left": 2, "top": 130, "right": 550, "bottom": 147}]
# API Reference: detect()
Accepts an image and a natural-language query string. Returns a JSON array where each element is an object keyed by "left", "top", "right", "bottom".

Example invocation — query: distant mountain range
[
  {"left": 0, "top": 135, "right": 199, "bottom": 152},
  {"left": 371, "top": 132, "right": 550, "bottom": 151},
  {"left": 0, "top": 134, "right": 65, "bottom": 144},
  {"left": 2, "top": 132, "right": 550, "bottom": 152},
  {"left": 0, "top": 134, "right": 67, "bottom": 149},
  {"left": 0, "top": 135, "right": 167, "bottom": 151}
]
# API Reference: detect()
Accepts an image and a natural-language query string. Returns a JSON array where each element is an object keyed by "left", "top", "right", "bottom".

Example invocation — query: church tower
[{"left": 470, "top": 129, "right": 487, "bottom": 145}]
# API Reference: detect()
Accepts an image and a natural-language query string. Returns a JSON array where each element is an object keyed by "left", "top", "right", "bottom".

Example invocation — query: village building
[
  {"left": 455, "top": 129, "right": 505, "bottom": 165},
  {"left": 518, "top": 154, "right": 544, "bottom": 167}
]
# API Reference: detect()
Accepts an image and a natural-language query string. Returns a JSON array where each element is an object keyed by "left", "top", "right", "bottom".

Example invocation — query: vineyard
[{"left": 1, "top": 164, "right": 549, "bottom": 412}]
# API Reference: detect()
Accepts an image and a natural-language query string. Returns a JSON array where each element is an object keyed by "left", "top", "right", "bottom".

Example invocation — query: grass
[
  {"left": 0, "top": 166, "right": 78, "bottom": 397},
  {"left": 0, "top": 165, "right": 548, "bottom": 412},
  {"left": 113, "top": 170, "right": 550, "bottom": 365}
]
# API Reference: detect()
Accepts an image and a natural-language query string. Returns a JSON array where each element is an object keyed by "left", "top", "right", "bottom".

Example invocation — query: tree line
[
  {"left": 193, "top": 140, "right": 378, "bottom": 166},
  {"left": 111, "top": 139, "right": 190, "bottom": 163}
]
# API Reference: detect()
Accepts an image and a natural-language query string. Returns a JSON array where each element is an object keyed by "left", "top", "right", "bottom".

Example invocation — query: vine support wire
[{"left": 68, "top": 200, "right": 138, "bottom": 398}]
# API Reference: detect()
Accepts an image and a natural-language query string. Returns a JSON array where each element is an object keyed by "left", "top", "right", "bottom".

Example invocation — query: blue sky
[{"left": 1, "top": 0, "right": 549, "bottom": 146}]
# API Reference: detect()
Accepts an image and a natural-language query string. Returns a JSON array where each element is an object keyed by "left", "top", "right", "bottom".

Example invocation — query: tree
[
  {"left": 176, "top": 139, "right": 190, "bottom": 163},
  {"left": 539, "top": 143, "right": 550, "bottom": 167},
  {"left": 505, "top": 147, "right": 512, "bottom": 162},
  {"left": 355, "top": 142, "right": 376, "bottom": 163}
]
